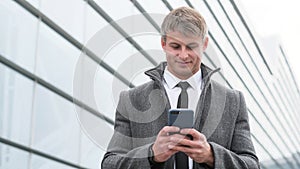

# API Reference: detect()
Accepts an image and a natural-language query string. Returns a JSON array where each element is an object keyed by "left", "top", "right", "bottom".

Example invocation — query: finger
[
  {"left": 155, "top": 141, "right": 177, "bottom": 154},
  {"left": 156, "top": 136, "right": 171, "bottom": 145},
  {"left": 159, "top": 126, "right": 180, "bottom": 136},
  {"left": 153, "top": 144, "right": 178, "bottom": 162},
  {"left": 170, "top": 134, "right": 208, "bottom": 149},
  {"left": 169, "top": 133, "right": 186, "bottom": 141},
  {"left": 169, "top": 144, "right": 194, "bottom": 154},
  {"left": 180, "top": 129, "right": 205, "bottom": 141},
  {"left": 169, "top": 135, "right": 193, "bottom": 147}
]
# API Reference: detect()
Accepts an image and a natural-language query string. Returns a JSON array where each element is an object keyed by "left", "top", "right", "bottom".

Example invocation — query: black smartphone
[{"left": 168, "top": 109, "right": 194, "bottom": 129}]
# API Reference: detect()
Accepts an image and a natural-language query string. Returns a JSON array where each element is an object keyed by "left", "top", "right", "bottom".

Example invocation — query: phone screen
[{"left": 168, "top": 109, "right": 194, "bottom": 129}]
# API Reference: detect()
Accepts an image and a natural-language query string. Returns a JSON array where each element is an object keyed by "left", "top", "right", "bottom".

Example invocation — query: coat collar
[{"left": 144, "top": 61, "right": 220, "bottom": 87}]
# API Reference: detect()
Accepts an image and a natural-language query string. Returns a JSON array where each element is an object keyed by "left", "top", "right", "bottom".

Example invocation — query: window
[
  {"left": 0, "top": 0, "right": 38, "bottom": 73},
  {"left": 36, "top": 23, "right": 80, "bottom": 95},
  {"left": 32, "top": 84, "right": 80, "bottom": 164},
  {"left": 0, "top": 63, "right": 33, "bottom": 146},
  {"left": 0, "top": 144, "right": 29, "bottom": 169}
]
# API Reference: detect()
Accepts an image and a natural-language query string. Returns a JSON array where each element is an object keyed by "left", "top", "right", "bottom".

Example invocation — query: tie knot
[{"left": 177, "top": 82, "right": 190, "bottom": 91}]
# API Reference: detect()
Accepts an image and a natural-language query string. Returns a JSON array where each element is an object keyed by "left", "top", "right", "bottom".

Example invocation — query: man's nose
[{"left": 178, "top": 47, "right": 189, "bottom": 59}]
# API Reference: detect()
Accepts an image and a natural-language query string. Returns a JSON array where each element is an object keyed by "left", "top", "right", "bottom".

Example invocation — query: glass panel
[
  {"left": 72, "top": 55, "right": 128, "bottom": 121},
  {"left": 0, "top": 0, "right": 38, "bottom": 73},
  {"left": 94, "top": 65, "right": 129, "bottom": 120},
  {"left": 167, "top": 0, "right": 188, "bottom": 8},
  {"left": 108, "top": 41, "right": 156, "bottom": 84},
  {"left": 252, "top": 139, "right": 270, "bottom": 163},
  {"left": 101, "top": 37, "right": 135, "bottom": 70},
  {"left": 101, "top": 39, "right": 154, "bottom": 86},
  {"left": 36, "top": 23, "right": 80, "bottom": 96},
  {"left": 30, "top": 155, "right": 76, "bottom": 169},
  {"left": 0, "top": 63, "right": 33, "bottom": 146},
  {"left": 32, "top": 84, "right": 80, "bottom": 164},
  {"left": 84, "top": 5, "right": 107, "bottom": 44},
  {"left": 94, "top": 0, "right": 140, "bottom": 21},
  {"left": 132, "top": 35, "right": 166, "bottom": 64},
  {"left": 0, "top": 143, "right": 29, "bottom": 169},
  {"left": 77, "top": 106, "right": 114, "bottom": 156},
  {"left": 136, "top": 0, "right": 170, "bottom": 14},
  {"left": 39, "top": 0, "right": 85, "bottom": 42},
  {"left": 84, "top": 13, "right": 159, "bottom": 86},
  {"left": 79, "top": 129, "right": 104, "bottom": 169}
]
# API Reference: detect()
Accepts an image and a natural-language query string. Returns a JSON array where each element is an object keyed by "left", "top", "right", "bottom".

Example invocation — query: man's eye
[
  {"left": 170, "top": 45, "right": 180, "bottom": 49},
  {"left": 187, "top": 45, "right": 197, "bottom": 50}
]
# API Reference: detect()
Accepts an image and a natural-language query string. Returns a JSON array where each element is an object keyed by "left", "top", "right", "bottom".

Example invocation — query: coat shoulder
[
  {"left": 127, "top": 81, "right": 157, "bottom": 95},
  {"left": 123, "top": 81, "right": 161, "bottom": 112},
  {"left": 210, "top": 80, "right": 242, "bottom": 98}
]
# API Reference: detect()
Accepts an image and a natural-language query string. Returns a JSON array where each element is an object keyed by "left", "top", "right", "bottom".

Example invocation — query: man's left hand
[{"left": 168, "top": 128, "right": 214, "bottom": 167}]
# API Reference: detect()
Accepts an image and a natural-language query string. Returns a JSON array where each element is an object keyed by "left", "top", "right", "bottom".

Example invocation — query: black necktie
[
  {"left": 177, "top": 82, "right": 189, "bottom": 108},
  {"left": 175, "top": 82, "right": 189, "bottom": 169}
]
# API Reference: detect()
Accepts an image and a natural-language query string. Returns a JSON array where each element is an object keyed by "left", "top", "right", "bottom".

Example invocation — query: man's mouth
[{"left": 176, "top": 61, "right": 191, "bottom": 65}]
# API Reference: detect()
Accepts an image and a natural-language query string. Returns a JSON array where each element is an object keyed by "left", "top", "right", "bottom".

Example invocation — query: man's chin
[
  {"left": 177, "top": 67, "right": 193, "bottom": 73},
  {"left": 175, "top": 69, "right": 193, "bottom": 79}
]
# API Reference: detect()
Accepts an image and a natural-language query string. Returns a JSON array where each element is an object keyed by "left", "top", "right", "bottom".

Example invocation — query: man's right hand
[{"left": 151, "top": 126, "right": 183, "bottom": 162}]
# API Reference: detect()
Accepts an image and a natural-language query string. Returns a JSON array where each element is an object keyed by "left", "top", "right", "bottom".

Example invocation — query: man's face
[{"left": 161, "top": 31, "right": 208, "bottom": 80}]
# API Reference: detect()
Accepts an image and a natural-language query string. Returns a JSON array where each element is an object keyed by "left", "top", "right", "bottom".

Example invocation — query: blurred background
[{"left": 0, "top": 0, "right": 300, "bottom": 169}]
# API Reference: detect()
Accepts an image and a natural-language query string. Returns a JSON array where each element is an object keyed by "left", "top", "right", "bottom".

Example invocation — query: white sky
[{"left": 240, "top": 0, "right": 300, "bottom": 88}]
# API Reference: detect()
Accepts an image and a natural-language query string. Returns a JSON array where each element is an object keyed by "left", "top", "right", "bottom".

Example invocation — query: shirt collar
[{"left": 163, "top": 66, "right": 202, "bottom": 90}]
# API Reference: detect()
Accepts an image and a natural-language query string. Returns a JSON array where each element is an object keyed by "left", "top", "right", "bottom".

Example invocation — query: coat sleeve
[
  {"left": 209, "top": 91, "right": 260, "bottom": 169},
  {"left": 101, "top": 91, "right": 153, "bottom": 169}
]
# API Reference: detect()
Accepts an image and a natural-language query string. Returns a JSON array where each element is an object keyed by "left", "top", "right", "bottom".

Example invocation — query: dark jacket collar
[{"left": 144, "top": 62, "right": 220, "bottom": 86}]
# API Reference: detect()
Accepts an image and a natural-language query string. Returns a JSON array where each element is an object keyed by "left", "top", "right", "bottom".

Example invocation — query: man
[{"left": 102, "top": 6, "right": 260, "bottom": 169}]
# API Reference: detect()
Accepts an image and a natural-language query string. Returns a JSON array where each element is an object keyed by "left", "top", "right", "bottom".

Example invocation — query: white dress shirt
[{"left": 163, "top": 66, "right": 203, "bottom": 169}]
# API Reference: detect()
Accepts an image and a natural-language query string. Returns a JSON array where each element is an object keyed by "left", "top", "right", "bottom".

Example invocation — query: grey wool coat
[{"left": 101, "top": 62, "right": 260, "bottom": 169}]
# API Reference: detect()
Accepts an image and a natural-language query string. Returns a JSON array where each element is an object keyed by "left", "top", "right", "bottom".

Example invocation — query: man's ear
[
  {"left": 161, "top": 37, "right": 166, "bottom": 50},
  {"left": 202, "top": 37, "right": 209, "bottom": 51}
]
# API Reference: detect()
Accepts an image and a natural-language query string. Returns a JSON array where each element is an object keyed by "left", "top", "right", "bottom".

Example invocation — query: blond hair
[{"left": 161, "top": 7, "right": 207, "bottom": 41}]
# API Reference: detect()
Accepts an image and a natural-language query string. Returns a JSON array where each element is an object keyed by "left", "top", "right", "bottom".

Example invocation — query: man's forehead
[{"left": 165, "top": 33, "right": 201, "bottom": 45}]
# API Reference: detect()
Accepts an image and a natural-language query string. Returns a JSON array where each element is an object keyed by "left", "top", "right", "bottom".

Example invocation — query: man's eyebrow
[
  {"left": 169, "top": 42, "right": 180, "bottom": 45},
  {"left": 168, "top": 41, "right": 199, "bottom": 47},
  {"left": 186, "top": 42, "right": 199, "bottom": 47}
]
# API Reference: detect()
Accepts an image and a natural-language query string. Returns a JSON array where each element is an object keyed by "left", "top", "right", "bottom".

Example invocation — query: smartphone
[{"left": 168, "top": 109, "right": 194, "bottom": 129}]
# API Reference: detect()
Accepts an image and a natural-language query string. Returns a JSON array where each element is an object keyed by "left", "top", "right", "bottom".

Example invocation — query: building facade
[{"left": 0, "top": 0, "right": 300, "bottom": 169}]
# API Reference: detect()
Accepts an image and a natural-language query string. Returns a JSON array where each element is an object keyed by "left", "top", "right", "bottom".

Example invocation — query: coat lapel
[
  {"left": 194, "top": 67, "right": 222, "bottom": 140},
  {"left": 200, "top": 81, "right": 227, "bottom": 139}
]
